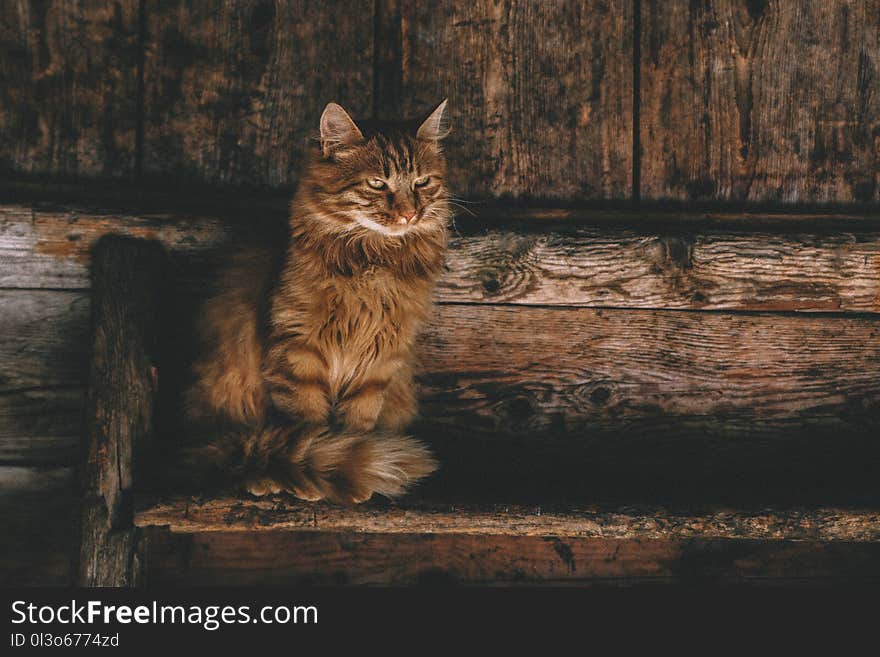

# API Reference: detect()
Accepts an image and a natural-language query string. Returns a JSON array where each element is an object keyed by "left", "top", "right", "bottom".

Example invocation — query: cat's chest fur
[
  {"left": 274, "top": 259, "right": 428, "bottom": 353},
  {"left": 314, "top": 267, "right": 424, "bottom": 346},
  {"left": 277, "top": 264, "right": 427, "bottom": 397}
]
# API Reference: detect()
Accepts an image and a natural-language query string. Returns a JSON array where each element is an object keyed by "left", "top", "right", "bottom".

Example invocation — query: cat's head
[{"left": 302, "top": 101, "right": 451, "bottom": 238}]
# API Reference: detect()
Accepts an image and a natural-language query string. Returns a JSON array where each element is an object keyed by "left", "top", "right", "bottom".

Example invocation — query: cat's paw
[
  {"left": 244, "top": 475, "right": 326, "bottom": 502},
  {"left": 291, "top": 487, "right": 324, "bottom": 502},
  {"left": 244, "top": 476, "right": 284, "bottom": 497}
]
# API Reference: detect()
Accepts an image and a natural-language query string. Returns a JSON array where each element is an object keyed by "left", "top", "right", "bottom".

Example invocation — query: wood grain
[
  {"left": 141, "top": 0, "right": 374, "bottom": 188},
  {"left": 79, "top": 236, "right": 165, "bottom": 587},
  {"left": 0, "top": 0, "right": 139, "bottom": 178},
  {"left": 398, "top": 0, "right": 633, "bottom": 200},
  {"left": 0, "top": 289, "right": 88, "bottom": 464},
  {"left": 144, "top": 528, "right": 880, "bottom": 585},
  {"left": 4, "top": 204, "right": 880, "bottom": 312},
  {"left": 418, "top": 304, "right": 880, "bottom": 436},
  {"left": 641, "top": 0, "right": 880, "bottom": 202},
  {"left": 0, "top": 290, "right": 89, "bottom": 390},
  {"left": 0, "top": 204, "right": 237, "bottom": 289},
  {"left": 442, "top": 224, "right": 880, "bottom": 311},
  {"left": 136, "top": 497, "right": 880, "bottom": 542}
]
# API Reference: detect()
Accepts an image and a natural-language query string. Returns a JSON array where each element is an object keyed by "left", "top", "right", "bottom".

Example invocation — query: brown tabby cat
[{"left": 183, "top": 101, "right": 451, "bottom": 503}]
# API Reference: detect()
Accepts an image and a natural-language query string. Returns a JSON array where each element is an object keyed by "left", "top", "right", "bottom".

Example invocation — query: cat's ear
[
  {"left": 416, "top": 99, "right": 450, "bottom": 141},
  {"left": 320, "top": 102, "right": 364, "bottom": 157}
]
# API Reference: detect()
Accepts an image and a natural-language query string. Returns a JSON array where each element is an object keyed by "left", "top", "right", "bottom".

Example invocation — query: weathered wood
[
  {"left": 418, "top": 304, "right": 880, "bottom": 434},
  {"left": 441, "top": 225, "right": 880, "bottom": 311},
  {"left": 0, "top": 205, "right": 237, "bottom": 289},
  {"left": 0, "top": 290, "right": 89, "bottom": 389},
  {"left": 641, "top": 0, "right": 880, "bottom": 202},
  {"left": 373, "top": 0, "right": 403, "bottom": 119},
  {"left": 144, "top": 528, "right": 880, "bottom": 585},
  {"left": 0, "top": 388, "right": 84, "bottom": 464},
  {"left": 0, "top": 466, "right": 76, "bottom": 586},
  {"left": 141, "top": 0, "right": 374, "bottom": 187},
  {"left": 398, "top": 0, "right": 633, "bottom": 199},
  {"left": 4, "top": 204, "right": 880, "bottom": 312},
  {"left": 0, "top": 289, "right": 88, "bottom": 464},
  {"left": 78, "top": 236, "right": 165, "bottom": 587},
  {"left": 136, "top": 497, "right": 880, "bottom": 542},
  {"left": 0, "top": 1, "right": 139, "bottom": 178}
]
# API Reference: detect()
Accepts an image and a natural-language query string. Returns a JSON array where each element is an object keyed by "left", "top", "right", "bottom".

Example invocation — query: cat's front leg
[
  {"left": 335, "top": 379, "right": 387, "bottom": 432},
  {"left": 263, "top": 342, "right": 331, "bottom": 424},
  {"left": 335, "top": 359, "right": 405, "bottom": 432},
  {"left": 376, "top": 366, "right": 417, "bottom": 432}
]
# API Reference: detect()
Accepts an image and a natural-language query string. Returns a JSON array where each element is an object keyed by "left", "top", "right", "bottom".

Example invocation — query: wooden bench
[{"left": 16, "top": 189, "right": 873, "bottom": 586}]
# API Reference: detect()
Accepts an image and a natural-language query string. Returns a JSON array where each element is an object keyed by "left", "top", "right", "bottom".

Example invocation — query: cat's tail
[{"left": 181, "top": 422, "right": 437, "bottom": 503}]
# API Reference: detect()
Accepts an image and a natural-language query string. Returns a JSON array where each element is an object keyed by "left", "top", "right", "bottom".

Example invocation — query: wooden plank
[
  {"left": 136, "top": 497, "right": 880, "bottom": 541},
  {"left": 79, "top": 236, "right": 165, "bottom": 587},
  {"left": 0, "top": 290, "right": 89, "bottom": 390},
  {"left": 141, "top": 0, "right": 374, "bottom": 187},
  {"left": 4, "top": 205, "right": 880, "bottom": 312},
  {"left": 0, "top": 388, "right": 84, "bottom": 464},
  {"left": 0, "top": 1, "right": 140, "bottom": 178},
  {"left": 641, "top": 0, "right": 880, "bottom": 202},
  {"left": 0, "top": 205, "right": 241, "bottom": 289},
  {"left": 0, "top": 466, "right": 76, "bottom": 586},
  {"left": 412, "top": 304, "right": 880, "bottom": 501},
  {"left": 145, "top": 529, "right": 880, "bottom": 585},
  {"left": 398, "top": 0, "right": 633, "bottom": 200},
  {"left": 418, "top": 304, "right": 880, "bottom": 433},
  {"left": 0, "top": 289, "right": 88, "bottom": 464},
  {"left": 441, "top": 225, "right": 880, "bottom": 311}
]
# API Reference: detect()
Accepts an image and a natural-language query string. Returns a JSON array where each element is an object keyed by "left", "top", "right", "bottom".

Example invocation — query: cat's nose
[{"left": 397, "top": 211, "right": 417, "bottom": 225}]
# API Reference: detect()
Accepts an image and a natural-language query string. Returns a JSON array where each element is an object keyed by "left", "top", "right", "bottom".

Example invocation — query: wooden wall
[
  {"left": 0, "top": 0, "right": 633, "bottom": 199},
  {"left": 3, "top": 1, "right": 879, "bottom": 202},
  {"left": 641, "top": 0, "right": 880, "bottom": 202}
]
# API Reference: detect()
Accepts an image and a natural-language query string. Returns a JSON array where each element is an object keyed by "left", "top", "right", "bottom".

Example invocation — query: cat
[{"left": 181, "top": 100, "right": 451, "bottom": 504}]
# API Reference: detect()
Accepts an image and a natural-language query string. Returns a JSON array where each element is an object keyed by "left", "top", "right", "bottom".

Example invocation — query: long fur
[
  {"left": 182, "top": 423, "right": 437, "bottom": 503},
  {"left": 182, "top": 103, "right": 450, "bottom": 503}
]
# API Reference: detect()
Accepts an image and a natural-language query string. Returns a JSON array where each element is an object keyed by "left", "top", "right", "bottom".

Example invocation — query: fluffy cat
[{"left": 183, "top": 100, "right": 451, "bottom": 503}]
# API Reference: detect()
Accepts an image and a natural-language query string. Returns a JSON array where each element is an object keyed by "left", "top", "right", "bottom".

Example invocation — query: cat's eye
[
  {"left": 367, "top": 178, "right": 387, "bottom": 190},
  {"left": 414, "top": 176, "right": 430, "bottom": 188}
]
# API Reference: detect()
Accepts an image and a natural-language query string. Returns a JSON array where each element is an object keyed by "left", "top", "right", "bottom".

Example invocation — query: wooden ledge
[
  {"left": 5, "top": 197, "right": 880, "bottom": 312},
  {"left": 135, "top": 497, "right": 880, "bottom": 542}
]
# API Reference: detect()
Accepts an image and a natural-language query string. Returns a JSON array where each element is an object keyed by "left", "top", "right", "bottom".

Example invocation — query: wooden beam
[
  {"left": 144, "top": 528, "right": 880, "bottom": 585},
  {"left": 418, "top": 304, "right": 880, "bottom": 434},
  {"left": 440, "top": 225, "right": 880, "bottom": 311},
  {"left": 640, "top": 0, "right": 880, "bottom": 202},
  {"left": 78, "top": 236, "right": 165, "bottom": 587},
  {"left": 0, "top": 290, "right": 89, "bottom": 390},
  {"left": 0, "top": 388, "right": 83, "bottom": 464},
  {"left": 0, "top": 289, "right": 88, "bottom": 464},
  {"left": 136, "top": 497, "right": 880, "bottom": 542},
  {"left": 4, "top": 204, "right": 880, "bottom": 312}
]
